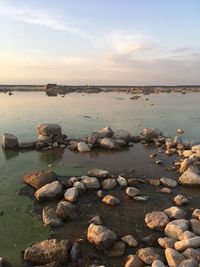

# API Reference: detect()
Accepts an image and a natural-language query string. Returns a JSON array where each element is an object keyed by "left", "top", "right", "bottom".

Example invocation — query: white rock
[{"left": 78, "top": 142, "right": 91, "bottom": 152}]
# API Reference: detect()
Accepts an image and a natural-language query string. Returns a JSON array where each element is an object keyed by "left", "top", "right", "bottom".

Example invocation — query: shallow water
[{"left": 0, "top": 91, "right": 200, "bottom": 266}]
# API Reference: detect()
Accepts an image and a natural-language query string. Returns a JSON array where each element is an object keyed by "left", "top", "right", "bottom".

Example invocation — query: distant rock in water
[
  {"left": 37, "top": 124, "right": 62, "bottom": 136},
  {"left": 2, "top": 133, "right": 19, "bottom": 150}
]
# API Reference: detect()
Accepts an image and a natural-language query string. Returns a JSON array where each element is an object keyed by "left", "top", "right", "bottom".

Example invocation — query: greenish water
[{"left": 0, "top": 91, "right": 200, "bottom": 266}]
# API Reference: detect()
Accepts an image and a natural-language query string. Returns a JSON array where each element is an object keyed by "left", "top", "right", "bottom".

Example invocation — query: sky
[{"left": 0, "top": 0, "right": 199, "bottom": 85}]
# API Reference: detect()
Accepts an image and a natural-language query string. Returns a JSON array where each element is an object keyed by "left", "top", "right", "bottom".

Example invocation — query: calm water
[{"left": 0, "top": 91, "right": 200, "bottom": 266}]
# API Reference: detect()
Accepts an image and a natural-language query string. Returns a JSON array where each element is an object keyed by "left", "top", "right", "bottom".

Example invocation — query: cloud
[{"left": 172, "top": 47, "right": 193, "bottom": 54}]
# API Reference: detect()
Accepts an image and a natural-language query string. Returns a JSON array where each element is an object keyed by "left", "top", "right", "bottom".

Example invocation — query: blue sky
[{"left": 0, "top": 0, "right": 199, "bottom": 85}]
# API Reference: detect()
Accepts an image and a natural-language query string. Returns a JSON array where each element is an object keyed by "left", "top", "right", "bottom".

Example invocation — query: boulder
[
  {"left": 165, "top": 248, "right": 185, "bottom": 267},
  {"left": 179, "top": 167, "right": 200, "bottom": 186},
  {"left": 145, "top": 211, "right": 169, "bottom": 230},
  {"left": 164, "top": 219, "right": 190, "bottom": 239},
  {"left": 87, "top": 169, "right": 108, "bottom": 178},
  {"left": 102, "top": 179, "right": 117, "bottom": 190},
  {"left": 98, "top": 127, "right": 114, "bottom": 138},
  {"left": 2, "top": 133, "right": 19, "bottom": 150},
  {"left": 81, "top": 176, "right": 100, "bottom": 189},
  {"left": 160, "top": 177, "right": 177, "bottom": 188},
  {"left": 64, "top": 187, "right": 78, "bottom": 203},
  {"left": 173, "top": 195, "right": 189, "bottom": 206},
  {"left": 23, "top": 170, "right": 57, "bottom": 189},
  {"left": 87, "top": 223, "right": 117, "bottom": 250},
  {"left": 137, "top": 247, "right": 164, "bottom": 265},
  {"left": 77, "top": 142, "right": 91, "bottom": 152},
  {"left": 23, "top": 239, "right": 70, "bottom": 265},
  {"left": 37, "top": 124, "right": 62, "bottom": 136},
  {"left": 100, "top": 138, "right": 119, "bottom": 150},
  {"left": 164, "top": 206, "right": 186, "bottom": 219},
  {"left": 35, "top": 181, "right": 63, "bottom": 201},
  {"left": 56, "top": 201, "right": 77, "bottom": 220},
  {"left": 102, "top": 195, "right": 120, "bottom": 206},
  {"left": 124, "top": 255, "right": 144, "bottom": 267},
  {"left": 174, "top": 237, "right": 200, "bottom": 251},
  {"left": 126, "top": 187, "right": 140, "bottom": 197},
  {"left": 121, "top": 235, "right": 138, "bottom": 247},
  {"left": 42, "top": 206, "right": 63, "bottom": 227}
]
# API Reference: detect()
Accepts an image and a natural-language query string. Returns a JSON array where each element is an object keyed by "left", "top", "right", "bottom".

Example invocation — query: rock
[
  {"left": 160, "top": 177, "right": 177, "bottom": 188},
  {"left": 173, "top": 195, "right": 189, "bottom": 206},
  {"left": 42, "top": 206, "right": 63, "bottom": 227},
  {"left": 23, "top": 170, "right": 57, "bottom": 189},
  {"left": 115, "top": 139, "right": 128, "bottom": 147},
  {"left": 165, "top": 248, "right": 185, "bottom": 267},
  {"left": 152, "top": 260, "right": 165, "bottom": 267},
  {"left": 97, "top": 190, "right": 104, "bottom": 198},
  {"left": 179, "top": 167, "right": 200, "bottom": 186},
  {"left": 81, "top": 176, "right": 100, "bottom": 189},
  {"left": 68, "top": 141, "right": 79, "bottom": 150},
  {"left": 98, "top": 127, "right": 114, "bottom": 138},
  {"left": 183, "top": 150, "right": 193, "bottom": 158},
  {"left": 126, "top": 187, "right": 140, "bottom": 197},
  {"left": 143, "top": 128, "right": 163, "bottom": 141},
  {"left": 107, "top": 241, "right": 125, "bottom": 257},
  {"left": 121, "top": 235, "right": 138, "bottom": 247},
  {"left": 164, "top": 219, "right": 190, "bottom": 239},
  {"left": 159, "top": 187, "right": 172, "bottom": 194},
  {"left": 173, "top": 135, "right": 182, "bottom": 144},
  {"left": 145, "top": 211, "right": 169, "bottom": 230},
  {"left": 35, "top": 181, "right": 63, "bottom": 201},
  {"left": 35, "top": 141, "right": 47, "bottom": 150},
  {"left": 70, "top": 242, "right": 81, "bottom": 263},
  {"left": 192, "top": 144, "right": 200, "bottom": 153},
  {"left": 124, "top": 255, "right": 144, "bottom": 267},
  {"left": 2, "top": 133, "right": 19, "bottom": 149},
  {"left": 137, "top": 247, "right": 164, "bottom": 265},
  {"left": 19, "top": 141, "right": 36, "bottom": 150},
  {"left": 149, "top": 179, "right": 161, "bottom": 186},
  {"left": 64, "top": 187, "right": 78, "bottom": 203},
  {"left": 87, "top": 169, "right": 108, "bottom": 178},
  {"left": 56, "top": 201, "right": 77, "bottom": 220},
  {"left": 190, "top": 219, "right": 200, "bottom": 235},
  {"left": 156, "top": 160, "right": 163, "bottom": 165},
  {"left": 87, "top": 132, "right": 100, "bottom": 145},
  {"left": 176, "top": 128, "right": 184, "bottom": 134},
  {"left": 88, "top": 216, "right": 102, "bottom": 225},
  {"left": 158, "top": 237, "right": 175, "bottom": 248},
  {"left": 37, "top": 124, "right": 62, "bottom": 136},
  {"left": 192, "top": 209, "right": 200, "bottom": 220},
  {"left": 102, "top": 179, "right": 117, "bottom": 190},
  {"left": 102, "top": 195, "right": 120, "bottom": 206},
  {"left": 133, "top": 196, "right": 149, "bottom": 202},
  {"left": 117, "top": 175, "right": 127, "bottom": 187},
  {"left": 77, "top": 142, "right": 91, "bottom": 152},
  {"left": 69, "top": 177, "right": 79, "bottom": 184},
  {"left": 24, "top": 239, "right": 70, "bottom": 265},
  {"left": 73, "top": 181, "right": 86, "bottom": 193},
  {"left": 164, "top": 206, "right": 186, "bottom": 219},
  {"left": 179, "top": 259, "right": 198, "bottom": 267},
  {"left": 182, "top": 248, "right": 200, "bottom": 262},
  {"left": 112, "top": 130, "right": 131, "bottom": 141},
  {"left": 87, "top": 223, "right": 117, "bottom": 250},
  {"left": 100, "top": 138, "right": 119, "bottom": 150},
  {"left": 38, "top": 135, "right": 53, "bottom": 143},
  {"left": 179, "top": 231, "right": 196, "bottom": 240},
  {"left": 142, "top": 233, "right": 161, "bottom": 246},
  {"left": 174, "top": 237, "right": 200, "bottom": 251},
  {"left": 0, "top": 258, "right": 13, "bottom": 267},
  {"left": 179, "top": 158, "right": 197, "bottom": 174}
]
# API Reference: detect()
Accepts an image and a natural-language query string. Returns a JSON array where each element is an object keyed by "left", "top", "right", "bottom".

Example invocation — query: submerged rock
[
  {"left": 56, "top": 200, "right": 77, "bottom": 220},
  {"left": 106, "top": 241, "right": 125, "bottom": 257},
  {"left": 23, "top": 239, "right": 70, "bottom": 265},
  {"left": 2, "top": 133, "right": 19, "bottom": 150},
  {"left": 42, "top": 206, "right": 63, "bottom": 227},
  {"left": 23, "top": 170, "right": 57, "bottom": 189}
]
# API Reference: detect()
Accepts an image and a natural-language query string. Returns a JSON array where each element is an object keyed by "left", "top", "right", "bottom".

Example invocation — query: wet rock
[
  {"left": 126, "top": 187, "right": 140, "bottom": 197},
  {"left": 38, "top": 135, "right": 53, "bottom": 143},
  {"left": 174, "top": 237, "right": 200, "bottom": 251},
  {"left": 35, "top": 181, "right": 63, "bottom": 201},
  {"left": 121, "top": 235, "right": 138, "bottom": 247},
  {"left": 87, "top": 223, "right": 117, "bottom": 250},
  {"left": 42, "top": 206, "right": 63, "bottom": 227},
  {"left": 137, "top": 247, "right": 164, "bottom": 265},
  {"left": 124, "top": 254, "right": 144, "bottom": 267},
  {"left": 64, "top": 187, "right": 79, "bottom": 203},
  {"left": 160, "top": 177, "right": 177, "bottom": 188},
  {"left": 102, "top": 179, "right": 117, "bottom": 190},
  {"left": 88, "top": 216, "right": 102, "bottom": 225},
  {"left": 35, "top": 141, "right": 47, "bottom": 150},
  {"left": 117, "top": 175, "right": 127, "bottom": 187},
  {"left": 2, "top": 133, "right": 19, "bottom": 150},
  {"left": 156, "top": 160, "right": 163, "bottom": 165},
  {"left": 102, "top": 195, "right": 120, "bottom": 206},
  {"left": 190, "top": 219, "right": 200, "bottom": 235},
  {"left": 37, "top": 124, "right": 62, "bottom": 136},
  {"left": 164, "top": 206, "right": 186, "bottom": 219},
  {"left": 179, "top": 159, "right": 197, "bottom": 174},
  {"left": 112, "top": 130, "right": 131, "bottom": 141},
  {"left": 145, "top": 211, "right": 169, "bottom": 230},
  {"left": 159, "top": 187, "right": 172, "bottom": 194},
  {"left": 73, "top": 181, "right": 86, "bottom": 193},
  {"left": 70, "top": 242, "right": 81, "bottom": 262},
  {"left": 24, "top": 239, "right": 70, "bottom": 265},
  {"left": 77, "top": 142, "right": 91, "bottom": 152},
  {"left": 143, "top": 128, "right": 163, "bottom": 141},
  {"left": 152, "top": 260, "right": 165, "bottom": 267},
  {"left": 176, "top": 128, "right": 184, "bottom": 134},
  {"left": 106, "top": 242, "right": 125, "bottom": 257},
  {"left": 19, "top": 141, "right": 36, "bottom": 150},
  {"left": 56, "top": 200, "right": 78, "bottom": 220},
  {"left": 149, "top": 179, "right": 161, "bottom": 186},
  {"left": 81, "top": 176, "right": 100, "bottom": 189},
  {"left": 192, "top": 209, "right": 200, "bottom": 220},
  {"left": 100, "top": 138, "right": 120, "bottom": 150},
  {"left": 98, "top": 127, "right": 114, "bottom": 138},
  {"left": 115, "top": 139, "right": 128, "bottom": 147},
  {"left": 68, "top": 141, "right": 79, "bottom": 150},
  {"left": 164, "top": 219, "right": 190, "bottom": 239},
  {"left": 133, "top": 196, "right": 149, "bottom": 202},
  {"left": 179, "top": 167, "right": 200, "bottom": 186},
  {"left": 23, "top": 170, "right": 57, "bottom": 189},
  {"left": 165, "top": 248, "right": 185, "bottom": 267},
  {"left": 158, "top": 237, "right": 175, "bottom": 249},
  {"left": 179, "top": 259, "right": 198, "bottom": 267},
  {"left": 87, "top": 132, "right": 100, "bottom": 145},
  {"left": 87, "top": 169, "right": 108, "bottom": 178},
  {"left": 173, "top": 195, "right": 189, "bottom": 206},
  {"left": 0, "top": 258, "right": 13, "bottom": 267},
  {"left": 179, "top": 231, "right": 196, "bottom": 240}
]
